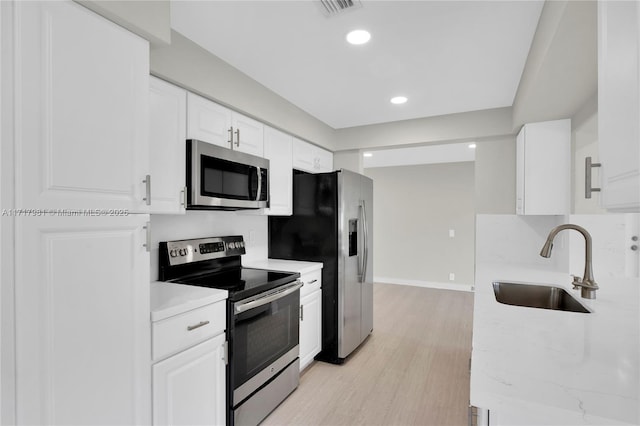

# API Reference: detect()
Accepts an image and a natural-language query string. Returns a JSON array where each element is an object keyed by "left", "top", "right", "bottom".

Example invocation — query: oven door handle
[{"left": 234, "top": 280, "right": 303, "bottom": 314}]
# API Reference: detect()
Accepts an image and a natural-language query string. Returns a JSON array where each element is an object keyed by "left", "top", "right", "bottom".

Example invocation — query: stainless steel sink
[{"left": 492, "top": 281, "right": 591, "bottom": 313}]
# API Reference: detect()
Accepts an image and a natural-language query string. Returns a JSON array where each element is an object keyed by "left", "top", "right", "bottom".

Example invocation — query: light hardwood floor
[{"left": 262, "top": 283, "right": 474, "bottom": 426}]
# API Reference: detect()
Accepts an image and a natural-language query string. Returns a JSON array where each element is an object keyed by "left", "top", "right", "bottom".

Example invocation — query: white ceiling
[{"left": 171, "top": 1, "right": 544, "bottom": 129}]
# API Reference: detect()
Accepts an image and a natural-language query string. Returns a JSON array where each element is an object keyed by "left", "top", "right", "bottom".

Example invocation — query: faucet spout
[{"left": 540, "top": 224, "right": 598, "bottom": 299}]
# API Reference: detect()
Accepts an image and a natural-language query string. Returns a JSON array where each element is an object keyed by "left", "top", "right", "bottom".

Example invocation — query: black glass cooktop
[{"left": 173, "top": 267, "right": 300, "bottom": 301}]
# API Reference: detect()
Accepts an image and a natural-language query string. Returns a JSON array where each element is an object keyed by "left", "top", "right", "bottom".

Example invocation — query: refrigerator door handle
[
  {"left": 357, "top": 203, "right": 364, "bottom": 282},
  {"left": 363, "top": 199, "right": 369, "bottom": 283},
  {"left": 360, "top": 200, "right": 369, "bottom": 283}
]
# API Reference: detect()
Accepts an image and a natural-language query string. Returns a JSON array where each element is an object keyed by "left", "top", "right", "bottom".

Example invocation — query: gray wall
[
  {"left": 150, "top": 31, "right": 336, "bottom": 151},
  {"left": 512, "top": 0, "right": 597, "bottom": 128},
  {"left": 474, "top": 136, "right": 517, "bottom": 214},
  {"left": 334, "top": 107, "right": 513, "bottom": 151},
  {"left": 365, "top": 162, "right": 475, "bottom": 288},
  {"left": 76, "top": 1, "right": 171, "bottom": 46}
]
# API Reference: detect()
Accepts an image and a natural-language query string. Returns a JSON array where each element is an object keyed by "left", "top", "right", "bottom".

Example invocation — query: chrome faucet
[{"left": 540, "top": 224, "right": 599, "bottom": 299}]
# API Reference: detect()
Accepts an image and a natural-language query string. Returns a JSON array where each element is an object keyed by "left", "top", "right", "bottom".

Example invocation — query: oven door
[
  {"left": 229, "top": 280, "right": 302, "bottom": 405},
  {"left": 187, "top": 139, "right": 269, "bottom": 210}
]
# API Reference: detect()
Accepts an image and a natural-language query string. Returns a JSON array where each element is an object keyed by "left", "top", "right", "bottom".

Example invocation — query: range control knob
[
  {"left": 229, "top": 242, "right": 236, "bottom": 249},
  {"left": 169, "top": 250, "right": 178, "bottom": 257},
  {"left": 178, "top": 248, "right": 187, "bottom": 256}
]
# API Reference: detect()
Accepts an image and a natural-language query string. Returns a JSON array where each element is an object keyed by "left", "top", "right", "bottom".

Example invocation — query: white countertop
[
  {"left": 151, "top": 281, "right": 228, "bottom": 322},
  {"left": 244, "top": 258, "right": 323, "bottom": 275},
  {"left": 471, "top": 263, "right": 639, "bottom": 425}
]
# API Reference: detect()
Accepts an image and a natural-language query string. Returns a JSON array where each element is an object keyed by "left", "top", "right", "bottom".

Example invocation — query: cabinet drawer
[
  {"left": 152, "top": 301, "right": 226, "bottom": 361},
  {"left": 300, "top": 269, "right": 322, "bottom": 297}
]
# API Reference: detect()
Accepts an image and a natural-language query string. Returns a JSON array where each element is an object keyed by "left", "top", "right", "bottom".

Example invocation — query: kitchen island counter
[{"left": 471, "top": 263, "right": 639, "bottom": 425}]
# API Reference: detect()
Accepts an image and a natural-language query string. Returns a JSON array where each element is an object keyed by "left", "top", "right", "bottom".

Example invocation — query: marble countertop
[
  {"left": 471, "top": 263, "right": 639, "bottom": 425},
  {"left": 151, "top": 281, "right": 228, "bottom": 322},
  {"left": 244, "top": 258, "right": 323, "bottom": 275}
]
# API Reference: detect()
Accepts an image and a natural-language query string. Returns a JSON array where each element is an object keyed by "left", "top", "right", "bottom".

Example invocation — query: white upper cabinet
[
  {"left": 149, "top": 76, "right": 187, "bottom": 214},
  {"left": 263, "top": 127, "right": 293, "bottom": 216},
  {"left": 187, "top": 93, "right": 264, "bottom": 156},
  {"left": 13, "top": 1, "right": 150, "bottom": 211},
  {"left": 597, "top": 1, "right": 640, "bottom": 212},
  {"left": 516, "top": 119, "right": 571, "bottom": 215},
  {"left": 232, "top": 113, "right": 264, "bottom": 157},
  {"left": 292, "top": 138, "right": 334, "bottom": 173},
  {"left": 187, "top": 92, "right": 233, "bottom": 149}
]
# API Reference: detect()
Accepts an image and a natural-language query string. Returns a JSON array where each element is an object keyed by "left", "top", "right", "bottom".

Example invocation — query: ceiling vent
[{"left": 318, "top": 0, "right": 362, "bottom": 17}]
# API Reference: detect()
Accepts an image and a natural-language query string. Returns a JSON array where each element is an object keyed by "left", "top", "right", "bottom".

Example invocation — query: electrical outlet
[{"left": 449, "top": 273, "right": 455, "bottom": 281}]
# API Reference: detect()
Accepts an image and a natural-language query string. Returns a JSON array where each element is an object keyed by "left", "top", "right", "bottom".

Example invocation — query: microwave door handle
[{"left": 255, "top": 167, "right": 262, "bottom": 201}]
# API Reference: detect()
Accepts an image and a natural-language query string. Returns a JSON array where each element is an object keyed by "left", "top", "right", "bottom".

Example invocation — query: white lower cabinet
[
  {"left": 14, "top": 215, "right": 151, "bottom": 425},
  {"left": 299, "top": 269, "right": 322, "bottom": 371},
  {"left": 152, "top": 299, "right": 227, "bottom": 426},
  {"left": 153, "top": 334, "right": 226, "bottom": 426}
]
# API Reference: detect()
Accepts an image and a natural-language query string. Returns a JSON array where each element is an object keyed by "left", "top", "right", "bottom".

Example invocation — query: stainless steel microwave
[{"left": 186, "top": 139, "right": 269, "bottom": 210}]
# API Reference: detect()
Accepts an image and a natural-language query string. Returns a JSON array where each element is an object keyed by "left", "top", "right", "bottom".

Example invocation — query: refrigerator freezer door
[{"left": 338, "top": 170, "right": 363, "bottom": 358}]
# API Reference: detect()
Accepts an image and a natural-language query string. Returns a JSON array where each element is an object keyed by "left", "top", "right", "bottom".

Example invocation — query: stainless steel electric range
[{"left": 158, "top": 235, "right": 301, "bottom": 426}]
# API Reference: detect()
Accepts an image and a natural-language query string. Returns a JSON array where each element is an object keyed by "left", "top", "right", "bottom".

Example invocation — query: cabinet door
[
  {"left": 14, "top": 1, "right": 150, "bottom": 211},
  {"left": 292, "top": 138, "right": 316, "bottom": 172},
  {"left": 264, "top": 127, "right": 292, "bottom": 215},
  {"left": 153, "top": 334, "right": 226, "bottom": 426},
  {"left": 14, "top": 215, "right": 151, "bottom": 425},
  {"left": 516, "top": 120, "right": 570, "bottom": 215},
  {"left": 299, "top": 289, "right": 322, "bottom": 371},
  {"left": 314, "top": 146, "right": 334, "bottom": 172},
  {"left": 516, "top": 127, "right": 525, "bottom": 214},
  {"left": 232, "top": 112, "right": 264, "bottom": 157},
  {"left": 150, "top": 76, "right": 187, "bottom": 214},
  {"left": 187, "top": 92, "right": 233, "bottom": 149},
  {"left": 598, "top": 1, "right": 640, "bottom": 211}
]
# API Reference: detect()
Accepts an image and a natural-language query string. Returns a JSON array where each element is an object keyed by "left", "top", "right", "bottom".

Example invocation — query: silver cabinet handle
[
  {"left": 143, "top": 174, "right": 151, "bottom": 205},
  {"left": 222, "top": 340, "right": 228, "bottom": 365},
  {"left": 235, "top": 128, "right": 240, "bottom": 147},
  {"left": 585, "top": 157, "right": 601, "bottom": 199},
  {"left": 300, "top": 304, "right": 304, "bottom": 321},
  {"left": 181, "top": 186, "right": 187, "bottom": 209},
  {"left": 143, "top": 222, "right": 150, "bottom": 252},
  {"left": 308, "top": 279, "right": 318, "bottom": 284},
  {"left": 228, "top": 126, "right": 234, "bottom": 147},
  {"left": 187, "top": 320, "right": 210, "bottom": 331}
]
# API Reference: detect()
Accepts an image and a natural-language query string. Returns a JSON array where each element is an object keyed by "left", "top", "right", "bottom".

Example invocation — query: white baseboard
[{"left": 374, "top": 276, "right": 474, "bottom": 292}]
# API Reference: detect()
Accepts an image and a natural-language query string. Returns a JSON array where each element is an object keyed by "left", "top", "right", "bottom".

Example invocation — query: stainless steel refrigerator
[{"left": 268, "top": 169, "right": 373, "bottom": 364}]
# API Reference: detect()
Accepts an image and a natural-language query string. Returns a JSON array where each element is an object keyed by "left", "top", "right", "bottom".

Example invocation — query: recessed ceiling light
[
  {"left": 468, "top": 143, "right": 477, "bottom": 149},
  {"left": 390, "top": 96, "right": 408, "bottom": 105},
  {"left": 346, "top": 30, "right": 371, "bottom": 45},
  {"left": 363, "top": 152, "right": 373, "bottom": 157}
]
